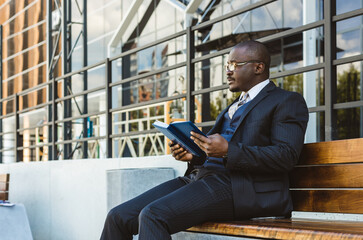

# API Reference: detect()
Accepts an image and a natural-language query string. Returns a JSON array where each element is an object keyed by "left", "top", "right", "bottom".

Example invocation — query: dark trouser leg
[
  {"left": 138, "top": 172, "right": 234, "bottom": 240},
  {"left": 100, "top": 177, "right": 187, "bottom": 240}
]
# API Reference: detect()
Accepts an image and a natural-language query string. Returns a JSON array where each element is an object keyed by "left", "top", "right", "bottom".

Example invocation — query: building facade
[{"left": 0, "top": 0, "right": 362, "bottom": 163}]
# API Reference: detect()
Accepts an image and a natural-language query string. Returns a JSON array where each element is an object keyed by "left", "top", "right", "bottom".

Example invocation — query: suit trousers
[{"left": 100, "top": 167, "right": 234, "bottom": 240}]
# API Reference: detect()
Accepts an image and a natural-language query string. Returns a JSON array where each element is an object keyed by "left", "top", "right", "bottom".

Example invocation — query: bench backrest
[
  {"left": 0, "top": 173, "right": 9, "bottom": 201},
  {"left": 289, "top": 138, "right": 363, "bottom": 214}
]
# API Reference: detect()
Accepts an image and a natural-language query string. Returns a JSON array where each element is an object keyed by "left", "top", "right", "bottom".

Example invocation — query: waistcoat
[{"left": 203, "top": 101, "right": 251, "bottom": 168}]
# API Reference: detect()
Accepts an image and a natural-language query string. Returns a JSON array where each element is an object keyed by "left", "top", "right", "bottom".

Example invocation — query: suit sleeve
[{"left": 225, "top": 92, "right": 309, "bottom": 173}]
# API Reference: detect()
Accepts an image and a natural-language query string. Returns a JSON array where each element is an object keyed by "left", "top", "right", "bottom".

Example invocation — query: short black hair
[{"left": 234, "top": 40, "right": 270, "bottom": 69}]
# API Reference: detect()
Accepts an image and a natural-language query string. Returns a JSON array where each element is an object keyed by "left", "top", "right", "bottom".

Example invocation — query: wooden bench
[
  {"left": 187, "top": 138, "right": 363, "bottom": 239},
  {"left": 0, "top": 173, "right": 9, "bottom": 201}
]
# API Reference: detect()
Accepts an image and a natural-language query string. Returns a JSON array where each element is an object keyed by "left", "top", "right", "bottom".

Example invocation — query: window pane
[
  {"left": 271, "top": 69, "right": 325, "bottom": 107},
  {"left": 336, "top": 107, "right": 363, "bottom": 139},
  {"left": 305, "top": 111, "right": 325, "bottom": 143},
  {"left": 336, "top": 16, "right": 363, "bottom": 59},
  {"left": 336, "top": 0, "right": 362, "bottom": 15},
  {"left": 336, "top": 61, "right": 362, "bottom": 104}
]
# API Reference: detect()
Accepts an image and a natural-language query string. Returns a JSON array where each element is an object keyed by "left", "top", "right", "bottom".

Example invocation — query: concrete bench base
[
  {"left": 0, "top": 203, "right": 33, "bottom": 240},
  {"left": 107, "top": 168, "right": 175, "bottom": 211}
]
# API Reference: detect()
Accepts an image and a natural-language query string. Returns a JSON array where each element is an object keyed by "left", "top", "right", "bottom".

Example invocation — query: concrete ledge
[
  {"left": 0, "top": 156, "right": 186, "bottom": 240},
  {"left": 107, "top": 168, "right": 175, "bottom": 211}
]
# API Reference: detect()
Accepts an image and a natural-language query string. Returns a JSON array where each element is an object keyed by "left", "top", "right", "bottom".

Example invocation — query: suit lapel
[
  {"left": 233, "top": 81, "right": 276, "bottom": 132},
  {"left": 208, "top": 96, "right": 240, "bottom": 135},
  {"left": 208, "top": 81, "right": 276, "bottom": 135}
]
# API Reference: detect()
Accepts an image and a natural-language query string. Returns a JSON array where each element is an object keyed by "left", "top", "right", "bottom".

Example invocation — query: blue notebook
[{"left": 152, "top": 120, "right": 207, "bottom": 157}]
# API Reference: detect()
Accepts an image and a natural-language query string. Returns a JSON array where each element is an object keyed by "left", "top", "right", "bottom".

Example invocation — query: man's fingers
[
  {"left": 174, "top": 150, "right": 189, "bottom": 161},
  {"left": 170, "top": 143, "right": 181, "bottom": 151},
  {"left": 190, "top": 131, "right": 208, "bottom": 142}
]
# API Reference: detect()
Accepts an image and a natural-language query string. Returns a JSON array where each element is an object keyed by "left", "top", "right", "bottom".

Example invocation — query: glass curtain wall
[
  {"left": 1, "top": 0, "right": 363, "bottom": 162},
  {"left": 0, "top": 0, "right": 47, "bottom": 163}
]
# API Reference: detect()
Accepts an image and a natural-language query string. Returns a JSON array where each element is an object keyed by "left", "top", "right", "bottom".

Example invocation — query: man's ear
[{"left": 255, "top": 62, "right": 265, "bottom": 75}]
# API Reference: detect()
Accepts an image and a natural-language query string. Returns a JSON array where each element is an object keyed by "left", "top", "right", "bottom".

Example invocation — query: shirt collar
[{"left": 239, "top": 79, "right": 270, "bottom": 102}]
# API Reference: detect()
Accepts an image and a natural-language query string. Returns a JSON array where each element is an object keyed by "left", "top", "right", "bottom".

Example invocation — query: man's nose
[{"left": 226, "top": 69, "right": 233, "bottom": 75}]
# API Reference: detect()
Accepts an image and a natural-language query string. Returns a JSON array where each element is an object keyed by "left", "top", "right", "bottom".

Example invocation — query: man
[{"left": 100, "top": 40, "right": 309, "bottom": 240}]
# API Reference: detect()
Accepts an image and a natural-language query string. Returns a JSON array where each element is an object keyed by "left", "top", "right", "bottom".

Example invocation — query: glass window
[
  {"left": 86, "top": 0, "right": 122, "bottom": 42},
  {"left": 336, "top": 107, "right": 363, "bottom": 139},
  {"left": 87, "top": 34, "right": 113, "bottom": 66},
  {"left": 194, "top": 90, "right": 240, "bottom": 123},
  {"left": 271, "top": 69, "right": 325, "bottom": 107},
  {"left": 1, "top": 116, "right": 16, "bottom": 163},
  {"left": 88, "top": 64, "right": 106, "bottom": 90},
  {"left": 113, "top": 66, "right": 186, "bottom": 109},
  {"left": 305, "top": 111, "right": 325, "bottom": 143},
  {"left": 4, "top": 22, "right": 46, "bottom": 56},
  {"left": 336, "top": 16, "right": 363, "bottom": 59},
  {"left": 194, "top": 55, "right": 226, "bottom": 91},
  {"left": 19, "top": 87, "right": 47, "bottom": 111},
  {"left": 336, "top": 0, "right": 362, "bottom": 15},
  {"left": 3, "top": 44, "right": 46, "bottom": 79},
  {"left": 336, "top": 61, "right": 362, "bottom": 104},
  {"left": 1, "top": 98, "right": 14, "bottom": 115}
]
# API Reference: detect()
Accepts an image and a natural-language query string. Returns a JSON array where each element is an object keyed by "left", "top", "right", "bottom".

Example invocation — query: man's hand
[
  {"left": 191, "top": 132, "right": 228, "bottom": 158},
  {"left": 169, "top": 141, "right": 193, "bottom": 162}
]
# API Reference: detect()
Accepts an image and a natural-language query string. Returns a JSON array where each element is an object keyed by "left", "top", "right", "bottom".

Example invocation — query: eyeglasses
[{"left": 225, "top": 61, "right": 263, "bottom": 72}]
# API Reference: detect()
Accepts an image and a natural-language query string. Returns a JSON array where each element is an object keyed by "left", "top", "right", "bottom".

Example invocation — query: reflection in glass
[
  {"left": 19, "top": 87, "right": 47, "bottom": 111},
  {"left": 271, "top": 70, "right": 324, "bottom": 106},
  {"left": 1, "top": 117, "right": 16, "bottom": 163},
  {"left": 112, "top": 99, "right": 186, "bottom": 157},
  {"left": 306, "top": 111, "right": 325, "bottom": 144},
  {"left": 115, "top": 67, "right": 185, "bottom": 108},
  {"left": 195, "top": 55, "right": 226, "bottom": 91},
  {"left": 336, "top": 107, "right": 363, "bottom": 139},
  {"left": 88, "top": 65, "right": 106, "bottom": 90},
  {"left": 1, "top": 99, "right": 15, "bottom": 115},
  {"left": 194, "top": 90, "right": 240, "bottom": 123},
  {"left": 336, "top": 0, "right": 362, "bottom": 15},
  {"left": 336, "top": 62, "right": 362, "bottom": 103},
  {"left": 305, "top": 112, "right": 325, "bottom": 143},
  {"left": 336, "top": 16, "right": 363, "bottom": 59}
]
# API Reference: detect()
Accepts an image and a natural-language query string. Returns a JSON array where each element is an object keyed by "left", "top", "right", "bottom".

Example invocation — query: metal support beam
[
  {"left": 107, "top": 0, "right": 144, "bottom": 57},
  {"left": 105, "top": 58, "right": 112, "bottom": 158},
  {"left": 14, "top": 95, "right": 20, "bottom": 162},
  {"left": 185, "top": 0, "right": 204, "bottom": 27},
  {"left": 62, "top": 0, "right": 72, "bottom": 159},
  {"left": 51, "top": 76, "right": 58, "bottom": 159},
  {"left": 47, "top": 0, "right": 54, "bottom": 160},
  {"left": 82, "top": 0, "right": 88, "bottom": 158},
  {"left": 324, "top": 0, "right": 337, "bottom": 141},
  {"left": 186, "top": 27, "right": 195, "bottom": 122}
]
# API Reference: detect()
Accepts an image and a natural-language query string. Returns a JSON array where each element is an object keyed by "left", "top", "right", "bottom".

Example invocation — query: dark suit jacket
[{"left": 187, "top": 81, "right": 309, "bottom": 219}]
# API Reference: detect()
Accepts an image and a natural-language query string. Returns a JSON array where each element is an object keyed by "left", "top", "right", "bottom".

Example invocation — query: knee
[
  {"left": 138, "top": 203, "right": 169, "bottom": 224},
  {"left": 105, "top": 207, "right": 120, "bottom": 225},
  {"left": 138, "top": 205, "right": 153, "bottom": 223},
  {"left": 105, "top": 204, "right": 129, "bottom": 226}
]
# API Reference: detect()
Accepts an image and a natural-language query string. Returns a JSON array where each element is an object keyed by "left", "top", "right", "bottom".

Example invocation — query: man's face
[{"left": 226, "top": 46, "right": 260, "bottom": 92}]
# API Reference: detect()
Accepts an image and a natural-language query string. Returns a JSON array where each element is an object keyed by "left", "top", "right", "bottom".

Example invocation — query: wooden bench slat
[
  {"left": 299, "top": 138, "right": 363, "bottom": 165},
  {"left": 291, "top": 190, "right": 363, "bottom": 214},
  {"left": 0, "top": 174, "right": 10, "bottom": 201},
  {"left": 188, "top": 218, "right": 363, "bottom": 240},
  {"left": 0, "top": 173, "right": 9, "bottom": 182},
  {"left": 189, "top": 139, "right": 363, "bottom": 239},
  {"left": 290, "top": 164, "right": 363, "bottom": 188},
  {"left": 0, "top": 192, "right": 9, "bottom": 201},
  {"left": 0, "top": 182, "right": 9, "bottom": 191}
]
